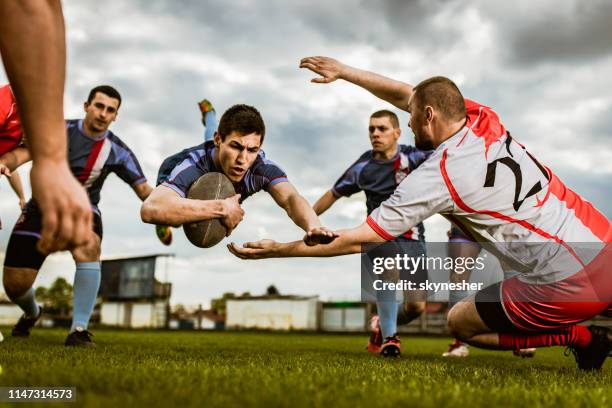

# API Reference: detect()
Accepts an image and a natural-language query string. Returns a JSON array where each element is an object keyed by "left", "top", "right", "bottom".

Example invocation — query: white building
[{"left": 226, "top": 296, "right": 318, "bottom": 331}]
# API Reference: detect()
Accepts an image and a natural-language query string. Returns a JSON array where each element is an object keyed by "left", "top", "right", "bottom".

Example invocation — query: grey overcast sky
[{"left": 1, "top": 0, "right": 611, "bottom": 306}]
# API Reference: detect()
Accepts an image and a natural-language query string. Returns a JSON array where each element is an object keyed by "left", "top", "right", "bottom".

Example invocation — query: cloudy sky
[{"left": 1, "top": 0, "right": 611, "bottom": 306}]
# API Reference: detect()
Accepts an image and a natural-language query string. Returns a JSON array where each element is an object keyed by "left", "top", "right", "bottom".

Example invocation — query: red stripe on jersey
[
  {"left": 547, "top": 172, "right": 612, "bottom": 243},
  {"left": 366, "top": 216, "right": 395, "bottom": 241},
  {"left": 464, "top": 99, "right": 506, "bottom": 158},
  {"left": 78, "top": 139, "right": 105, "bottom": 183},
  {"left": 439, "top": 148, "right": 584, "bottom": 265},
  {"left": 402, "top": 230, "right": 413, "bottom": 239}
]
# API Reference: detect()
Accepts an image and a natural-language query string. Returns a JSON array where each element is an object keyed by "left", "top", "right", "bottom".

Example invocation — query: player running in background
[
  {"left": 313, "top": 109, "right": 431, "bottom": 357},
  {"left": 230, "top": 56, "right": 611, "bottom": 370},
  {"left": 142, "top": 104, "right": 337, "bottom": 247},
  {"left": 3, "top": 85, "right": 155, "bottom": 347}
]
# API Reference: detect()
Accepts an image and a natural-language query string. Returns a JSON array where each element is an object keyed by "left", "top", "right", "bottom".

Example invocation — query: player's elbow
[{"left": 141, "top": 198, "right": 163, "bottom": 224}]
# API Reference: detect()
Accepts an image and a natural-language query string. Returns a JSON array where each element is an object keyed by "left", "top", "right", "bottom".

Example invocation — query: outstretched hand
[
  {"left": 227, "top": 240, "right": 279, "bottom": 260},
  {"left": 299, "top": 56, "right": 344, "bottom": 84},
  {"left": 303, "top": 226, "right": 339, "bottom": 246}
]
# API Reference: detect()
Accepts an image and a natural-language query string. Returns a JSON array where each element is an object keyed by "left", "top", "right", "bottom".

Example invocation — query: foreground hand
[
  {"left": 227, "top": 240, "right": 279, "bottom": 260},
  {"left": 303, "top": 226, "right": 339, "bottom": 246},
  {"left": 220, "top": 194, "right": 244, "bottom": 236},
  {"left": 299, "top": 56, "right": 344, "bottom": 84},
  {"left": 30, "top": 160, "right": 93, "bottom": 254}
]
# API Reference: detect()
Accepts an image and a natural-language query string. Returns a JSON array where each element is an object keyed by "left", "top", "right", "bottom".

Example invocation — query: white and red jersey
[{"left": 367, "top": 99, "right": 611, "bottom": 283}]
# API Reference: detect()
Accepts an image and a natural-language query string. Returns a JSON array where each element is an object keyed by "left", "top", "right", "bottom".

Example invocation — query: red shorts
[
  {"left": 501, "top": 243, "right": 611, "bottom": 331},
  {"left": 476, "top": 242, "right": 611, "bottom": 332}
]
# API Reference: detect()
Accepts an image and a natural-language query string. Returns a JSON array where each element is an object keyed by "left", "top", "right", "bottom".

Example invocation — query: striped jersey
[
  {"left": 66, "top": 119, "right": 146, "bottom": 210},
  {"left": 162, "top": 140, "right": 288, "bottom": 201},
  {"left": 367, "top": 99, "right": 611, "bottom": 282},
  {"left": 332, "top": 145, "right": 431, "bottom": 240}
]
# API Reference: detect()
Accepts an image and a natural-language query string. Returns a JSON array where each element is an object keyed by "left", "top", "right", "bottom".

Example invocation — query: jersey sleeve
[
  {"left": 367, "top": 150, "right": 453, "bottom": 240},
  {"left": 161, "top": 156, "right": 204, "bottom": 197},
  {"left": 404, "top": 145, "right": 432, "bottom": 169},
  {"left": 256, "top": 157, "right": 288, "bottom": 191},
  {"left": 111, "top": 142, "right": 147, "bottom": 187},
  {"left": 331, "top": 157, "right": 366, "bottom": 198}
]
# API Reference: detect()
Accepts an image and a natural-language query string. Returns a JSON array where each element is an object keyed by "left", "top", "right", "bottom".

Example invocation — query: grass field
[{"left": 0, "top": 328, "right": 610, "bottom": 407}]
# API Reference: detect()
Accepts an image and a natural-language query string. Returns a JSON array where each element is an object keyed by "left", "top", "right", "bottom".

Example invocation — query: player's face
[
  {"left": 368, "top": 117, "right": 399, "bottom": 153},
  {"left": 83, "top": 93, "right": 119, "bottom": 135},
  {"left": 214, "top": 131, "right": 262, "bottom": 182},
  {"left": 407, "top": 94, "right": 434, "bottom": 150}
]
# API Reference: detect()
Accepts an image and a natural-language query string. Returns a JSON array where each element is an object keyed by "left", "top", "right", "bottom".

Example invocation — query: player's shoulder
[
  {"left": 65, "top": 119, "right": 79, "bottom": 129},
  {"left": 253, "top": 149, "right": 278, "bottom": 168}
]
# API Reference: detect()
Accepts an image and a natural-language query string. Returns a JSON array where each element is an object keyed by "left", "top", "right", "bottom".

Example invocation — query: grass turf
[{"left": 0, "top": 328, "right": 610, "bottom": 407}]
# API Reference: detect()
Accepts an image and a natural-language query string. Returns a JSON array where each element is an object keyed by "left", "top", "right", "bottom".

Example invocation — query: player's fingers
[
  {"left": 72, "top": 210, "right": 92, "bottom": 249},
  {"left": 300, "top": 62, "right": 318, "bottom": 71},
  {"left": 38, "top": 209, "right": 59, "bottom": 254},
  {"left": 51, "top": 208, "right": 75, "bottom": 253},
  {"left": 227, "top": 245, "right": 245, "bottom": 259}
]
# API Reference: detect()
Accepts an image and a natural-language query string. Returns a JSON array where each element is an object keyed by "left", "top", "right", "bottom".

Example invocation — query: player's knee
[
  {"left": 72, "top": 238, "right": 101, "bottom": 262},
  {"left": 3, "top": 267, "right": 37, "bottom": 300}
]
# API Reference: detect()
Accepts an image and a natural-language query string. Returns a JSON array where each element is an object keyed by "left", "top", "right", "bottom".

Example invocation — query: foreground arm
[
  {"left": 141, "top": 185, "right": 244, "bottom": 232},
  {"left": 269, "top": 182, "right": 338, "bottom": 245},
  {"left": 312, "top": 190, "right": 339, "bottom": 216},
  {"left": 300, "top": 56, "right": 414, "bottom": 111},
  {"left": 229, "top": 222, "right": 383, "bottom": 259},
  {"left": 0, "top": 0, "right": 92, "bottom": 253}
]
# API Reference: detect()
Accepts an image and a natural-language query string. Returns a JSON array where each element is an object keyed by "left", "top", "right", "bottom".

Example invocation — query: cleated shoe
[
  {"left": 566, "top": 325, "right": 611, "bottom": 370},
  {"left": 156, "top": 225, "right": 173, "bottom": 246},
  {"left": 11, "top": 308, "right": 41, "bottom": 337},
  {"left": 198, "top": 99, "right": 215, "bottom": 126},
  {"left": 442, "top": 339, "right": 469, "bottom": 357},
  {"left": 380, "top": 335, "right": 401, "bottom": 358},
  {"left": 65, "top": 328, "right": 97, "bottom": 348},
  {"left": 367, "top": 315, "right": 382, "bottom": 354},
  {"left": 513, "top": 348, "right": 537, "bottom": 358}
]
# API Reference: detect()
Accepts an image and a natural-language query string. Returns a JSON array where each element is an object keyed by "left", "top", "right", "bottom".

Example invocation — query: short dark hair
[
  {"left": 370, "top": 110, "right": 400, "bottom": 129},
  {"left": 87, "top": 85, "right": 122, "bottom": 108},
  {"left": 218, "top": 104, "right": 266, "bottom": 142},
  {"left": 413, "top": 76, "right": 465, "bottom": 122}
]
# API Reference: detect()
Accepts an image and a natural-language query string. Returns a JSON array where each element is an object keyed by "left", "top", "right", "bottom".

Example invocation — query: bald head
[{"left": 412, "top": 76, "right": 466, "bottom": 122}]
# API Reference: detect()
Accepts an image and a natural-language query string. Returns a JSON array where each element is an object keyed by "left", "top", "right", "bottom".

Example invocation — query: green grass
[{"left": 0, "top": 328, "right": 610, "bottom": 408}]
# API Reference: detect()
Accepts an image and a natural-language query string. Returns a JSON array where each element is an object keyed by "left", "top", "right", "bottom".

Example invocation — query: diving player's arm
[
  {"left": 228, "top": 222, "right": 382, "bottom": 259},
  {"left": 299, "top": 56, "right": 413, "bottom": 111},
  {"left": 312, "top": 190, "right": 339, "bottom": 216},
  {"left": 141, "top": 185, "right": 244, "bottom": 230},
  {"left": 269, "top": 182, "right": 338, "bottom": 245},
  {"left": 132, "top": 182, "right": 154, "bottom": 201}
]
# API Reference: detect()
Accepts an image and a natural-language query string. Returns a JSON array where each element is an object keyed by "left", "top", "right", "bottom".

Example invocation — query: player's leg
[
  {"left": 444, "top": 234, "right": 481, "bottom": 357},
  {"left": 66, "top": 213, "right": 103, "bottom": 347},
  {"left": 198, "top": 99, "right": 217, "bottom": 142},
  {"left": 3, "top": 207, "right": 49, "bottom": 336},
  {"left": 448, "top": 279, "right": 611, "bottom": 370}
]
